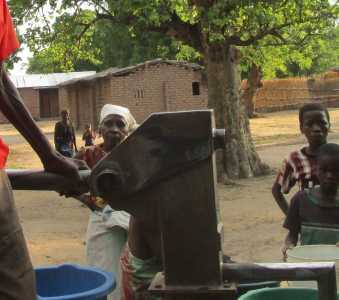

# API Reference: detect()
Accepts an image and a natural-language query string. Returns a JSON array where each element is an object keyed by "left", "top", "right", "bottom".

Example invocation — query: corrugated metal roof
[
  {"left": 9, "top": 71, "right": 96, "bottom": 89},
  {"left": 59, "top": 68, "right": 120, "bottom": 87},
  {"left": 59, "top": 59, "right": 203, "bottom": 87}
]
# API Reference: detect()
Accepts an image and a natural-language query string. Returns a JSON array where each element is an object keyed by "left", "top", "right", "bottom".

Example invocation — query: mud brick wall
[
  {"left": 65, "top": 63, "right": 208, "bottom": 130},
  {"left": 0, "top": 87, "right": 40, "bottom": 123},
  {"left": 254, "top": 75, "right": 339, "bottom": 112}
]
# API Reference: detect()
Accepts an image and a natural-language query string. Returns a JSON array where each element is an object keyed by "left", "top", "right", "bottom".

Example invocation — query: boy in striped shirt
[{"left": 272, "top": 103, "right": 330, "bottom": 215}]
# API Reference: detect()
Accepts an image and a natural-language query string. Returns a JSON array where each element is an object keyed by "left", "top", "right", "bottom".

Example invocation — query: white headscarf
[{"left": 99, "top": 104, "right": 138, "bottom": 132}]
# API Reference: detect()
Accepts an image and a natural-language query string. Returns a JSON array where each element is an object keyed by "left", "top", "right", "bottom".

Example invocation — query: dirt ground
[{"left": 4, "top": 108, "right": 339, "bottom": 267}]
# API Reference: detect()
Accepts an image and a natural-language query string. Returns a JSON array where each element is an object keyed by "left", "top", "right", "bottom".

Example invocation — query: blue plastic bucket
[{"left": 35, "top": 264, "right": 116, "bottom": 300}]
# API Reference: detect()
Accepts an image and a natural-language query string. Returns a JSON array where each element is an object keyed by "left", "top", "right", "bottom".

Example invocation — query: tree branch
[
  {"left": 188, "top": 0, "right": 216, "bottom": 8},
  {"left": 148, "top": 13, "right": 203, "bottom": 53},
  {"left": 76, "top": 18, "right": 99, "bottom": 48},
  {"left": 227, "top": 22, "right": 294, "bottom": 46},
  {"left": 92, "top": 0, "right": 115, "bottom": 19},
  {"left": 95, "top": 11, "right": 204, "bottom": 53},
  {"left": 261, "top": 32, "right": 323, "bottom": 48},
  {"left": 228, "top": 7, "right": 338, "bottom": 47}
]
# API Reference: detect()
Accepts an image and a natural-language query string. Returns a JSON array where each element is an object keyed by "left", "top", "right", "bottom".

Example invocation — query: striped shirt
[{"left": 275, "top": 147, "right": 318, "bottom": 194}]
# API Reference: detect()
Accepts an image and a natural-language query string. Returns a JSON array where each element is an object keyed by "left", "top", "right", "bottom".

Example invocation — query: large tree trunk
[
  {"left": 205, "top": 43, "right": 268, "bottom": 181},
  {"left": 243, "top": 63, "right": 262, "bottom": 118}
]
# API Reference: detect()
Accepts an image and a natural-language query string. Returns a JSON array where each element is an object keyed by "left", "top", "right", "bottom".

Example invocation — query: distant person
[
  {"left": 282, "top": 143, "right": 339, "bottom": 259},
  {"left": 54, "top": 110, "right": 77, "bottom": 157},
  {"left": 272, "top": 103, "right": 330, "bottom": 215},
  {"left": 82, "top": 124, "right": 96, "bottom": 147},
  {"left": 75, "top": 104, "right": 137, "bottom": 300}
]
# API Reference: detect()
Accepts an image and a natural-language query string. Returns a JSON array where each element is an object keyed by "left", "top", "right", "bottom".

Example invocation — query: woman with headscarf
[{"left": 75, "top": 104, "right": 137, "bottom": 300}]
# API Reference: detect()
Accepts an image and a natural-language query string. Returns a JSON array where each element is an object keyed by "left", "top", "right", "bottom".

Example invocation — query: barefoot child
[
  {"left": 282, "top": 143, "right": 339, "bottom": 259},
  {"left": 82, "top": 124, "right": 96, "bottom": 147},
  {"left": 272, "top": 103, "right": 330, "bottom": 215}
]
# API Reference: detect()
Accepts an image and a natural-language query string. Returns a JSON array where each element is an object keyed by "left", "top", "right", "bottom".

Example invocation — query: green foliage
[
  {"left": 91, "top": 22, "right": 179, "bottom": 69},
  {"left": 175, "top": 44, "right": 201, "bottom": 62},
  {"left": 241, "top": 25, "right": 339, "bottom": 79},
  {"left": 4, "top": 29, "right": 23, "bottom": 70},
  {"left": 25, "top": 10, "right": 185, "bottom": 73},
  {"left": 9, "top": 0, "right": 338, "bottom": 75}
]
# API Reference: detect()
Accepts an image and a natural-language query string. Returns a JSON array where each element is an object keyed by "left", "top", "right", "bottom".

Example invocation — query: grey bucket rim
[
  {"left": 287, "top": 245, "right": 339, "bottom": 261},
  {"left": 238, "top": 287, "right": 319, "bottom": 300}
]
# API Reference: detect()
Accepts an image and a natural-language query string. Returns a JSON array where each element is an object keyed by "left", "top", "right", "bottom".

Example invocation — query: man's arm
[
  {"left": 72, "top": 125, "right": 77, "bottom": 152},
  {"left": 282, "top": 231, "right": 298, "bottom": 261},
  {"left": 0, "top": 63, "right": 80, "bottom": 178},
  {"left": 272, "top": 157, "right": 296, "bottom": 216},
  {"left": 0, "top": 65, "right": 53, "bottom": 161},
  {"left": 272, "top": 182, "right": 289, "bottom": 216},
  {"left": 281, "top": 191, "right": 302, "bottom": 261},
  {"left": 54, "top": 123, "right": 61, "bottom": 152}
]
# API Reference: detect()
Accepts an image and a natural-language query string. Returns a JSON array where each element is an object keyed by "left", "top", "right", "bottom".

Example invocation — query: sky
[
  {"left": 12, "top": 43, "right": 30, "bottom": 75},
  {"left": 10, "top": 0, "right": 90, "bottom": 75},
  {"left": 11, "top": 15, "right": 33, "bottom": 74}
]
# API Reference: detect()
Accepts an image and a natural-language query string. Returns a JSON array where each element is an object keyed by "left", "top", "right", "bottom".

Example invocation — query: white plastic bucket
[{"left": 287, "top": 245, "right": 339, "bottom": 288}]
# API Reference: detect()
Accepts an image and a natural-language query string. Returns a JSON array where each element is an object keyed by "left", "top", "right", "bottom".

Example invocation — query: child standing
[
  {"left": 82, "top": 124, "right": 96, "bottom": 147},
  {"left": 282, "top": 143, "right": 339, "bottom": 259},
  {"left": 272, "top": 103, "right": 330, "bottom": 215}
]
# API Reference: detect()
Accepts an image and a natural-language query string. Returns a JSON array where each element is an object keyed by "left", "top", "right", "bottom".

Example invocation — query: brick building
[
  {"left": 59, "top": 59, "right": 208, "bottom": 130},
  {"left": 2, "top": 71, "right": 95, "bottom": 123}
]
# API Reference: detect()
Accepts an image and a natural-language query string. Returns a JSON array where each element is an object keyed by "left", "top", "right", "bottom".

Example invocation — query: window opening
[{"left": 192, "top": 82, "right": 200, "bottom": 96}]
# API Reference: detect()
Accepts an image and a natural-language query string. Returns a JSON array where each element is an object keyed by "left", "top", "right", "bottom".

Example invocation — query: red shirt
[
  {"left": 0, "top": 138, "right": 8, "bottom": 168},
  {"left": 75, "top": 144, "right": 106, "bottom": 169},
  {"left": 0, "top": 0, "right": 18, "bottom": 167},
  {"left": 75, "top": 144, "right": 107, "bottom": 209},
  {"left": 0, "top": 0, "right": 20, "bottom": 61}
]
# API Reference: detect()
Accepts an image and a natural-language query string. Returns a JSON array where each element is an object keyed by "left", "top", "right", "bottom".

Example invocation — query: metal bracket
[{"left": 149, "top": 272, "right": 237, "bottom": 299}]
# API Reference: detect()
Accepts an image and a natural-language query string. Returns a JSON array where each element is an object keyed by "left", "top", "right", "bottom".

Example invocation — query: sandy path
[
  {"left": 15, "top": 190, "right": 89, "bottom": 266},
  {"left": 15, "top": 139, "right": 338, "bottom": 268},
  {"left": 7, "top": 109, "right": 339, "bottom": 267}
]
